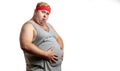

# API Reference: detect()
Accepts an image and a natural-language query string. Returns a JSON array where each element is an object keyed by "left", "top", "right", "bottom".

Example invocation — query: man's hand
[{"left": 45, "top": 48, "right": 58, "bottom": 64}]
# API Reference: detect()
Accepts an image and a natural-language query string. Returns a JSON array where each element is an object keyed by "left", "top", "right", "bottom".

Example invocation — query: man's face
[{"left": 36, "top": 10, "right": 50, "bottom": 23}]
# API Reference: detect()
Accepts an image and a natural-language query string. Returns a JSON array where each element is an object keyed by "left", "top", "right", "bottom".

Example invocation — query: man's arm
[
  {"left": 56, "top": 34, "right": 64, "bottom": 51},
  {"left": 19, "top": 23, "right": 58, "bottom": 62},
  {"left": 56, "top": 33, "right": 64, "bottom": 60}
]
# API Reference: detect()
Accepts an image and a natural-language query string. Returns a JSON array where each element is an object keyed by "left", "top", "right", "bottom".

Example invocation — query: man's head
[
  {"left": 33, "top": 2, "right": 51, "bottom": 25},
  {"left": 35, "top": 2, "right": 51, "bottom": 13}
]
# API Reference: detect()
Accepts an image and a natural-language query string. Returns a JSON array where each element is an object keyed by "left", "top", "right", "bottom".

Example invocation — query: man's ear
[{"left": 34, "top": 10, "right": 37, "bottom": 16}]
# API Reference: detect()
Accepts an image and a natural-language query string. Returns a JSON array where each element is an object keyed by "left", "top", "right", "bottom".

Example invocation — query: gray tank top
[{"left": 24, "top": 20, "right": 62, "bottom": 71}]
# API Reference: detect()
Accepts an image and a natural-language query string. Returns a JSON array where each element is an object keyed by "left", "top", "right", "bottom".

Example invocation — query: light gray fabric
[{"left": 24, "top": 20, "right": 62, "bottom": 71}]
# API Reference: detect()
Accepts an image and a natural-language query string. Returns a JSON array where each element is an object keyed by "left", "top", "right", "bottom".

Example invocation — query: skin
[{"left": 20, "top": 8, "right": 64, "bottom": 64}]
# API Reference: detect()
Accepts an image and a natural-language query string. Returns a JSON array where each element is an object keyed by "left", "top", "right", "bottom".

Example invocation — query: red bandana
[{"left": 36, "top": 5, "right": 51, "bottom": 13}]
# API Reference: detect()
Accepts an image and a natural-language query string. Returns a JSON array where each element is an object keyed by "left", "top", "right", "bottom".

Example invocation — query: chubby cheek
[
  {"left": 37, "top": 12, "right": 43, "bottom": 18},
  {"left": 39, "top": 15, "right": 44, "bottom": 20},
  {"left": 41, "top": 14, "right": 45, "bottom": 18},
  {"left": 46, "top": 16, "right": 49, "bottom": 19}
]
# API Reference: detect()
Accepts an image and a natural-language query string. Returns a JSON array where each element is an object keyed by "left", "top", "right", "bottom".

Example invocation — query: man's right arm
[
  {"left": 19, "top": 23, "right": 58, "bottom": 63},
  {"left": 19, "top": 23, "right": 47, "bottom": 57}
]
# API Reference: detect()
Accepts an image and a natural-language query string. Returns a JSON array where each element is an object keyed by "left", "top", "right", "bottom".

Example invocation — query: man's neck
[{"left": 31, "top": 18, "right": 46, "bottom": 26}]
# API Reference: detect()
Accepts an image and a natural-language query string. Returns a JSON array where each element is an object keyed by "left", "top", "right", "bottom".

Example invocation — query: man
[{"left": 19, "top": 2, "right": 64, "bottom": 71}]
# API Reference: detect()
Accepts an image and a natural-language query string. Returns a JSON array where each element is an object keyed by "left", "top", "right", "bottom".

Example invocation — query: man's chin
[
  {"left": 43, "top": 21, "right": 46, "bottom": 23},
  {"left": 41, "top": 21, "right": 46, "bottom": 25}
]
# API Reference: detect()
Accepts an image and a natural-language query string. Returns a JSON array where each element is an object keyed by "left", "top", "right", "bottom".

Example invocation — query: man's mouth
[{"left": 42, "top": 18, "right": 46, "bottom": 21}]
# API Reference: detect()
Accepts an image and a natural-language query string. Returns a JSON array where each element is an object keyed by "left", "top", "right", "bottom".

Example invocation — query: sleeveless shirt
[{"left": 24, "top": 20, "right": 62, "bottom": 71}]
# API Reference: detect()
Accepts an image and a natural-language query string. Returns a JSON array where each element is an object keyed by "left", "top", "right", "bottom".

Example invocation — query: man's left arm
[
  {"left": 56, "top": 34, "right": 64, "bottom": 50},
  {"left": 56, "top": 33, "right": 64, "bottom": 60}
]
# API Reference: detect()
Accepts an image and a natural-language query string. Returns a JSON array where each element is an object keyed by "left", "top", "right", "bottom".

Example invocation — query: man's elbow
[{"left": 20, "top": 42, "right": 30, "bottom": 52}]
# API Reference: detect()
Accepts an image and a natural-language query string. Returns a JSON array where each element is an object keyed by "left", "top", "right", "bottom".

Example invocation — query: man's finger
[
  {"left": 49, "top": 60, "right": 52, "bottom": 64},
  {"left": 53, "top": 54, "right": 58, "bottom": 57},
  {"left": 48, "top": 47, "right": 53, "bottom": 51},
  {"left": 53, "top": 56, "right": 58, "bottom": 61}
]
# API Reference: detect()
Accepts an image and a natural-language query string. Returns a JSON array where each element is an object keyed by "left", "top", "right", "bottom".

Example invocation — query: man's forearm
[
  {"left": 57, "top": 36, "right": 64, "bottom": 49},
  {"left": 21, "top": 42, "right": 47, "bottom": 58}
]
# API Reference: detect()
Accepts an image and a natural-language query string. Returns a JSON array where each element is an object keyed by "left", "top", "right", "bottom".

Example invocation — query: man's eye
[
  {"left": 46, "top": 13, "right": 49, "bottom": 15},
  {"left": 41, "top": 11, "right": 45, "bottom": 13}
]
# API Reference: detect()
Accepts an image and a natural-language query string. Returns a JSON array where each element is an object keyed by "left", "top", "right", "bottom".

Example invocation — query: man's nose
[{"left": 43, "top": 14, "right": 47, "bottom": 18}]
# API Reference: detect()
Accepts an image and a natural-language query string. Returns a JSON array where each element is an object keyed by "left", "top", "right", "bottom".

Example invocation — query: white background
[{"left": 0, "top": 0, "right": 120, "bottom": 71}]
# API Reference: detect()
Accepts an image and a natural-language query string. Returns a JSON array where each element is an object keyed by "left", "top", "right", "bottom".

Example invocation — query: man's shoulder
[
  {"left": 23, "top": 20, "right": 33, "bottom": 26},
  {"left": 24, "top": 20, "right": 32, "bottom": 25},
  {"left": 22, "top": 20, "right": 34, "bottom": 29}
]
